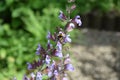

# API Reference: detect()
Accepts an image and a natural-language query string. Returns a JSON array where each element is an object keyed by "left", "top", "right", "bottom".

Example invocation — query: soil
[{"left": 68, "top": 29, "right": 120, "bottom": 80}]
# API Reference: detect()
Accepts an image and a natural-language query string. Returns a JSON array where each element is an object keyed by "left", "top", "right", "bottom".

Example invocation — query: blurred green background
[{"left": 0, "top": 0, "right": 120, "bottom": 80}]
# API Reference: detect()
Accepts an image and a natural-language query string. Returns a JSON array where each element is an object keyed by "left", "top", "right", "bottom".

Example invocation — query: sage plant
[{"left": 14, "top": 0, "right": 82, "bottom": 80}]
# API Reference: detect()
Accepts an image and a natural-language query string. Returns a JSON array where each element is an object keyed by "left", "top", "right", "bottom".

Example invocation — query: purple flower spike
[
  {"left": 64, "top": 35, "right": 71, "bottom": 43},
  {"left": 45, "top": 55, "right": 51, "bottom": 64},
  {"left": 56, "top": 41, "right": 62, "bottom": 51},
  {"left": 36, "top": 72, "right": 42, "bottom": 80},
  {"left": 27, "top": 63, "right": 33, "bottom": 70},
  {"left": 75, "top": 15, "right": 82, "bottom": 26},
  {"left": 65, "top": 64, "right": 74, "bottom": 71},
  {"left": 36, "top": 44, "right": 41, "bottom": 55},
  {"left": 59, "top": 10, "right": 67, "bottom": 21}
]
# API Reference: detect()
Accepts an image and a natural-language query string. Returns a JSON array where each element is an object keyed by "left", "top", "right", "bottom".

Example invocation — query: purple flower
[
  {"left": 65, "top": 64, "right": 74, "bottom": 71},
  {"left": 64, "top": 54, "right": 70, "bottom": 64},
  {"left": 30, "top": 73, "right": 35, "bottom": 79},
  {"left": 47, "top": 31, "right": 56, "bottom": 41},
  {"left": 49, "top": 60, "right": 55, "bottom": 70},
  {"left": 46, "top": 31, "right": 51, "bottom": 39},
  {"left": 36, "top": 72, "right": 42, "bottom": 80},
  {"left": 65, "top": 22, "right": 76, "bottom": 32},
  {"left": 64, "top": 57, "right": 71, "bottom": 64},
  {"left": 64, "top": 35, "right": 71, "bottom": 43},
  {"left": 58, "top": 10, "right": 67, "bottom": 21},
  {"left": 53, "top": 70, "right": 58, "bottom": 76},
  {"left": 56, "top": 41, "right": 62, "bottom": 51},
  {"left": 47, "top": 40, "right": 52, "bottom": 50},
  {"left": 62, "top": 77, "right": 68, "bottom": 80},
  {"left": 36, "top": 44, "right": 41, "bottom": 55},
  {"left": 55, "top": 50, "right": 63, "bottom": 58},
  {"left": 75, "top": 15, "right": 82, "bottom": 26},
  {"left": 48, "top": 71, "right": 53, "bottom": 77},
  {"left": 45, "top": 55, "right": 51, "bottom": 64},
  {"left": 23, "top": 75, "right": 29, "bottom": 80},
  {"left": 62, "top": 73, "right": 68, "bottom": 80},
  {"left": 35, "top": 59, "right": 42, "bottom": 67},
  {"left": 27, "top": 62, "right": 33, "bottom": 70},
  {"left": 58, "top": 66, "right": 62, "bottom": 71}
]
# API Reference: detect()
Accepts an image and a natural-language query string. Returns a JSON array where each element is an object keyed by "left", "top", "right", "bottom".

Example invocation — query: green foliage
[
  {"left": 114, "top": 0, "right": 120, "bottom": 13},
  {"left": 75, "top": 0, "right": 118, "bottom": 14}
]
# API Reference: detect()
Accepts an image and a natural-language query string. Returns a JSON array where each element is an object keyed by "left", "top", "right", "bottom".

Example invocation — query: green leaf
[
  {"left": 5, "top": 0, "right": 14, "bottom": 6},
  {"left": 0, "top": 48, "right": 7, "bottom": 59},
  {"left": 41, "top": 64, "right": 47, "bottom": 71},
  {"left": 52, "top": 56, "right": 61, "bottom": 61},
  {"left": 42, "top": 75, "right": 49, "bottom": 80}
]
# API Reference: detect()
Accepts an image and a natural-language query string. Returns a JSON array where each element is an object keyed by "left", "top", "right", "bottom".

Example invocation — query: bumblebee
[{"left": 57, "top": 31, "right": 65, "bottom": 43}]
